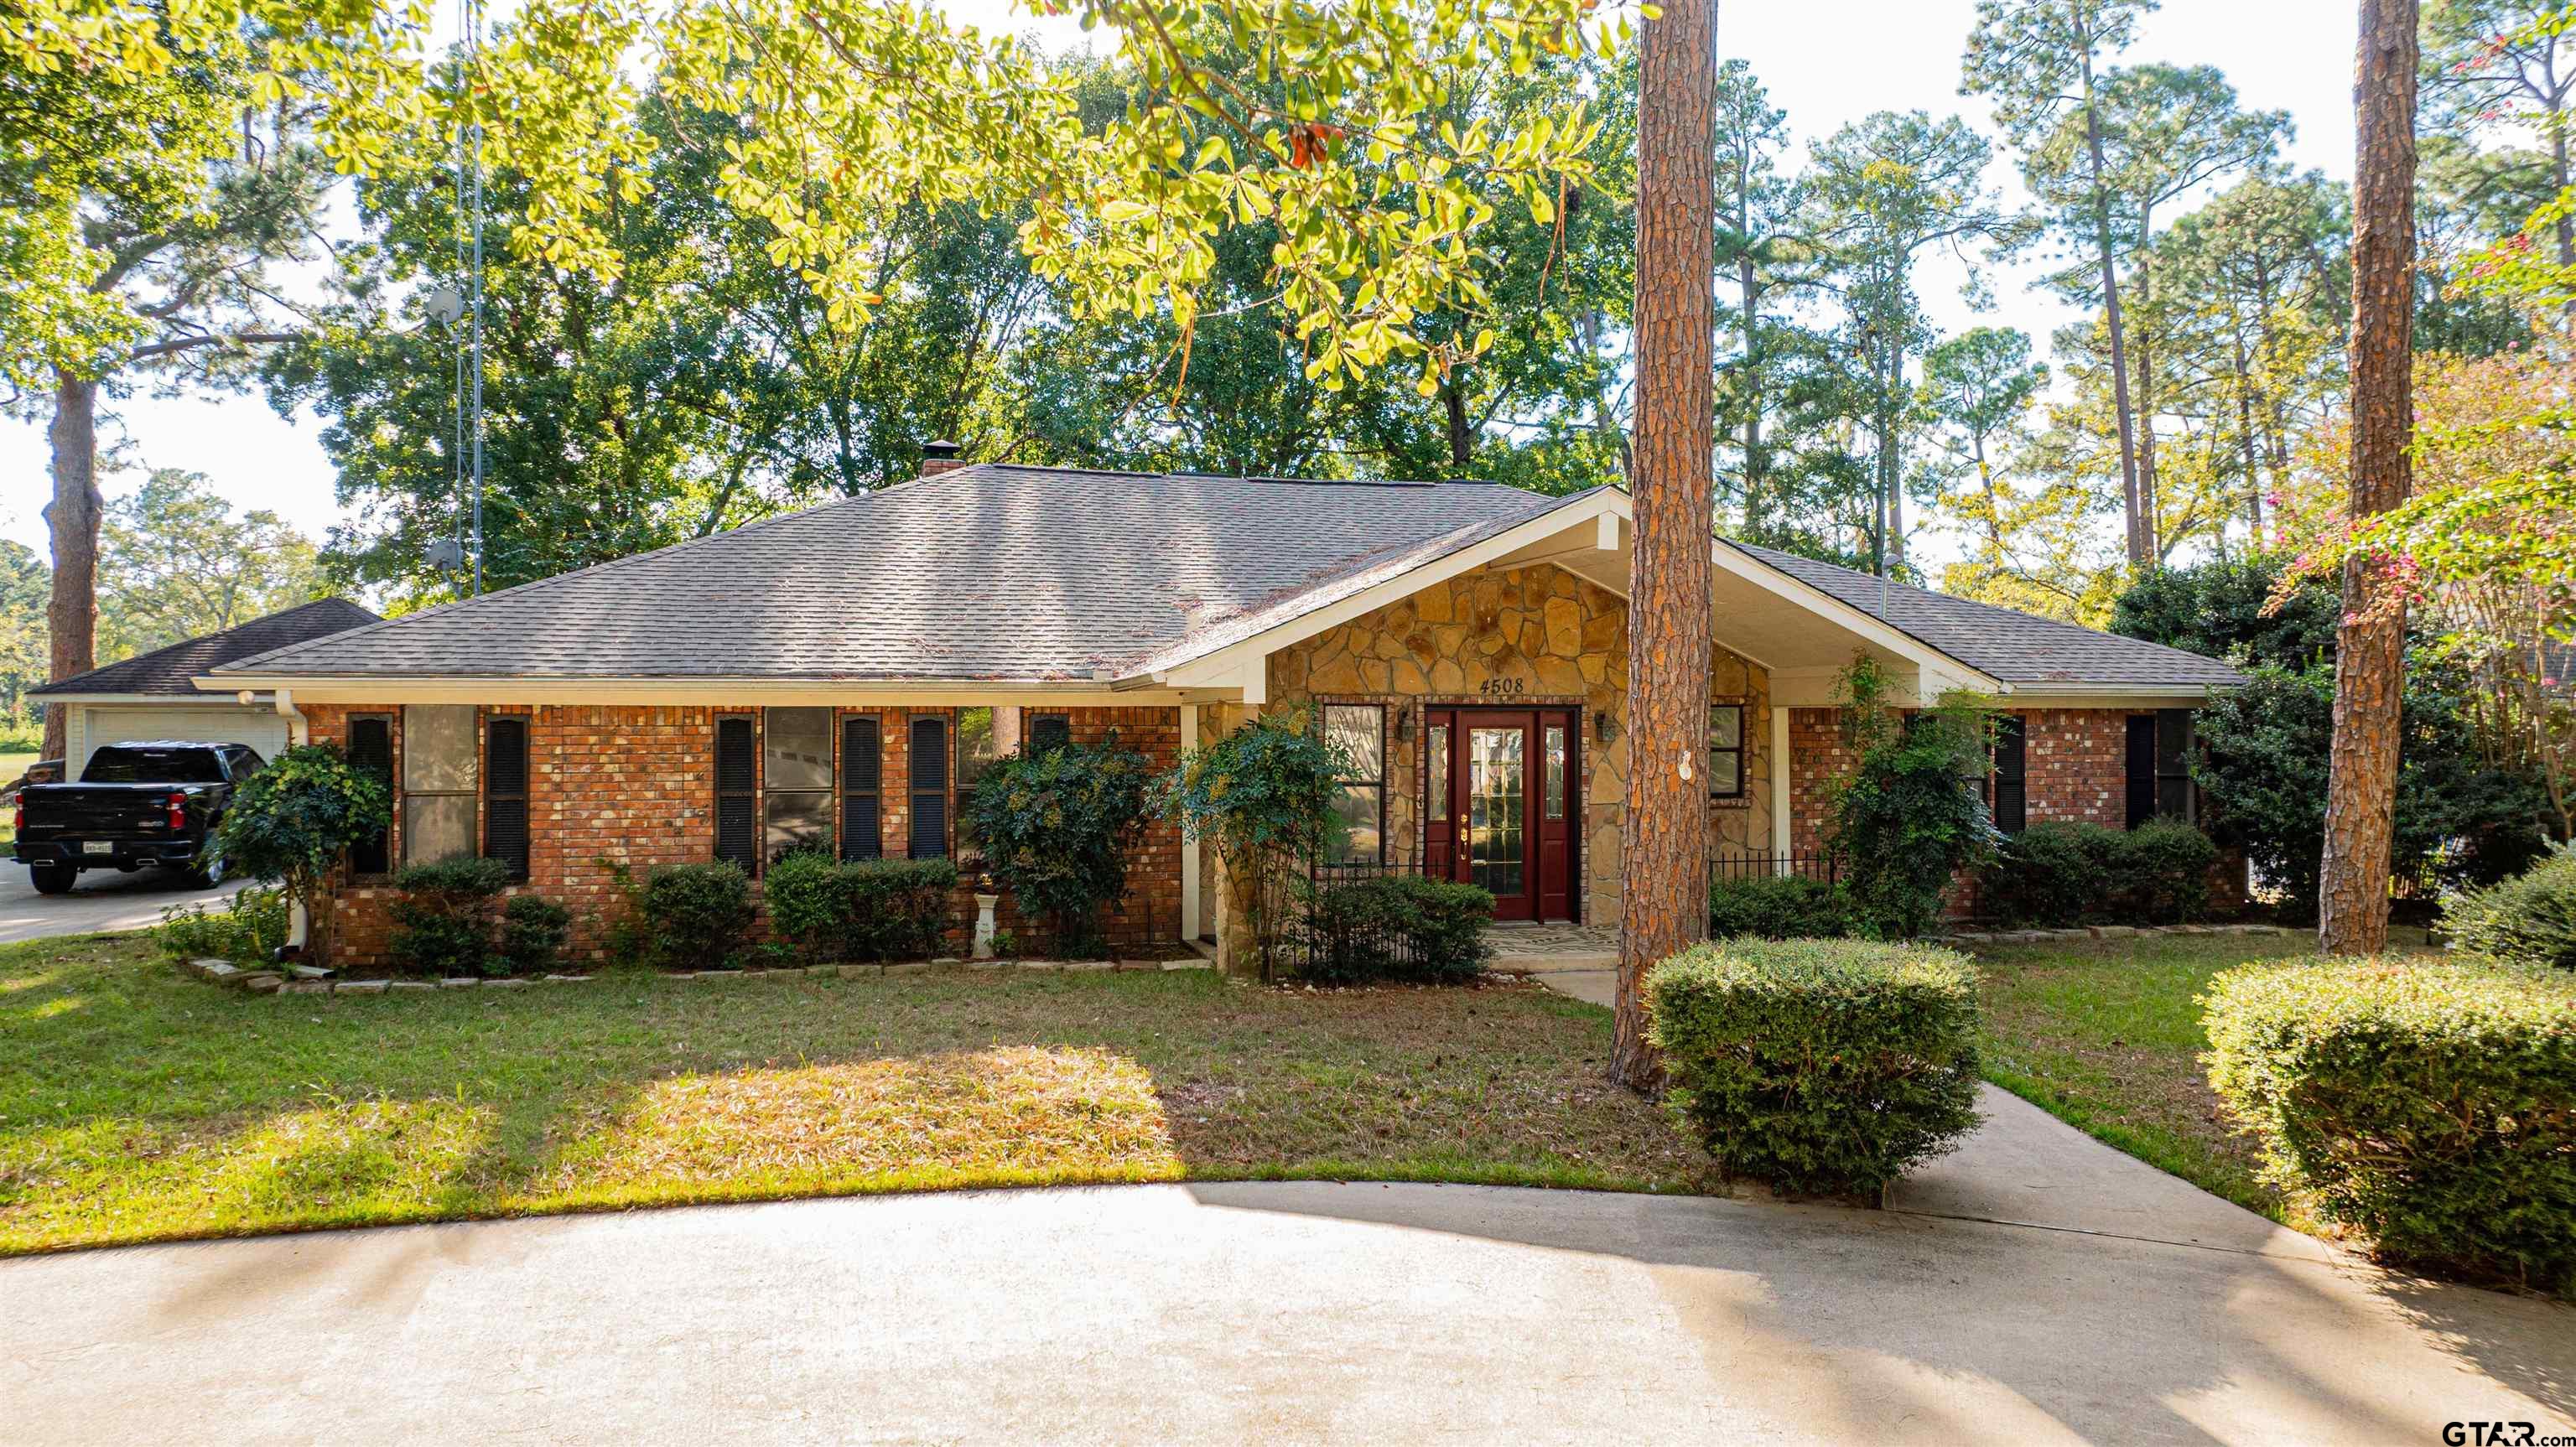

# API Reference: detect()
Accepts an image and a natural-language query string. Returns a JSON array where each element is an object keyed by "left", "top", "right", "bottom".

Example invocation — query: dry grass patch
[{"left": 0, "top": 935, "right": 1715, "bottom": 1253}]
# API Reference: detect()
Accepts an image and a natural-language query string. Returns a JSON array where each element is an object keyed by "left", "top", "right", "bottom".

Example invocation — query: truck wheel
[{"left": 29, "top": 863, "right": 77, "bottom": 895}]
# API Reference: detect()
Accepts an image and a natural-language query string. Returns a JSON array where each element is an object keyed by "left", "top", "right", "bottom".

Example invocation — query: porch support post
[
  {"left": 1770, "top": 703, "right": 1792, "bottom": 875},
  {"left": 1180, "top": 703, "right": 1201, "bottom": 942}
]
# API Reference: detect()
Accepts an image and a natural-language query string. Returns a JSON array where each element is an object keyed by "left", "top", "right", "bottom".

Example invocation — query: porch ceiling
[{"left": 1490, "top": 520, "right": 1979, "bottom": 700}]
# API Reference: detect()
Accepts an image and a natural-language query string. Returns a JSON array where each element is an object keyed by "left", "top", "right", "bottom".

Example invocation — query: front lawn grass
[
  {"left": 0, "top": 935, "right": 1716, "bottom": 1254},
  {"left": 1974, "top": 927, "right": 2434, "bottom": 1228}
]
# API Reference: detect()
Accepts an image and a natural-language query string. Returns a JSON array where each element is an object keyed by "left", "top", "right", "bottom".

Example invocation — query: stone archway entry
[{"left": 1423, "top": 707, "right": 1580, "bottom": 922}]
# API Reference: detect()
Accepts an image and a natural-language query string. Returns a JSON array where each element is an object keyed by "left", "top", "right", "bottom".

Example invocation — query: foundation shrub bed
[
  {"left": 2203, "top": 957, "right": 2576, "bottom": 1296},
  {"left": 2441, "top": 849, "right": 2576, "bottom": 972},
  {"left": 389, "top": 858, "right": 514, "bottom": 977},
  {"left": 1978, "top": 820, "right": 2220, "bottom": 929},
  {"left": 608, "top": 859, "right": 758, "bottom": 971},
  {"left": 1647, "top": 938, "right": 1982, "bottom": 1195},
  {"left": 154, "top": 886, "right": 290, "bottom": 964},
  {"left": 498, "top": 895, "right": 573, "bottom": 974},
  {"left": 763, "top": 852, "right": 958, "bottom": 962},
  {"left": 1706, "top": 874, "right": 1858, "bottom": 940},
  {"left": 1300, "top": 875, "right": 1494, "bottom": 983}
]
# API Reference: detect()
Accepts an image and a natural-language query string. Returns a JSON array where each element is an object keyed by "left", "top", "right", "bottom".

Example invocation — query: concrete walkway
[
  {"left": 3, "top": 1180, "right": 2565, "bottom": 1445},
  {"left": 0, "top": 858, "right": 247, "bottom": 944}
]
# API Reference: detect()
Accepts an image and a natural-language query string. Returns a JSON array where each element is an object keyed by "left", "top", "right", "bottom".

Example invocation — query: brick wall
[
  {"left": 312, "top": 702, "right": 1183, "bottom": 969},
  {"left": 2020, "top": 708, "right": 2129, "bottom": 827}
]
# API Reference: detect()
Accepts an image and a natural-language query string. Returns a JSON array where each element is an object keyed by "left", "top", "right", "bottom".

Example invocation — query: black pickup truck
[{"left": 12, "top": 741, "right": 260, "bottom": 895}]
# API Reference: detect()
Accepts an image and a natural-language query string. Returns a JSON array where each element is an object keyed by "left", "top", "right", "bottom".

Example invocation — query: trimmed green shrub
[
  {"left": 154, "top": 886, "right": 290, "bottom": 963},
  {"left": 761, "top": 852, "right": 957, "bottom": 962},
  {"left": 2120, "top": 819, "right": 2219, "bottom": 924},
  {"left": 389, "top": 857, "right": 514, "bottom": 977},
  {"left": 841, "top": 858, "right": 958, "bottom": 960},
  {"left": 762, "top": 849, "right": 849, "bottom": 959},
  {"left": 624, "top": 860, "right": 757, "bottom": 971},
  {"left": 1647, "top": 938, "right": 1983, "bottom": 1195},
  {"left": 1706, "top": 874, "right": 1857, "bottom": 940},
  {"left": 2204, "top": 958, "right": 2576, "bottom": 1296},
  {"left": 1978, "top": 820, "right": 2220, "bottom": 928},
  {"left": 972, "top": 738, "right": 1153, "bottom": 957},
  {"left": 2443, "top": 849, "right": 2576, "bottom": 971},
  {"left": 498, "top": 895, "right": 573, "bottom": 974},
  {"left": 1301, "top": 874, "right": 1494, "bottom": 983}
]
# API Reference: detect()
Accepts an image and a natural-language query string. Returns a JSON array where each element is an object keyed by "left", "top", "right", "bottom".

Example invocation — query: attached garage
[
  {"left": 33, "top": 599, "right": 382, "bottom": 778},
  {"left": 65, "top": 703, "right": 294, "bottom": 780}
]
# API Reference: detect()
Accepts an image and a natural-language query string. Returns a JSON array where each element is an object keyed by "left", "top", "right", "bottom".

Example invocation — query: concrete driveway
[
  {"left": 4, "top": 1171, "right": 2567, "bottom": 1445},
  {"left": 0, "top": 858, "right": 247, "bottom": 944}
]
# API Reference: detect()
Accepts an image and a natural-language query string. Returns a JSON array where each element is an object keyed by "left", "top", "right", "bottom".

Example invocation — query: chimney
[{"left": 918, "top": 438, "right": 966, "bottom": 477}]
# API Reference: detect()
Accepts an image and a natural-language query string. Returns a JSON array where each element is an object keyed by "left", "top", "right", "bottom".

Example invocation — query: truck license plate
[{"left": 81, "top": 840, "right": 112, "bottom": 855}]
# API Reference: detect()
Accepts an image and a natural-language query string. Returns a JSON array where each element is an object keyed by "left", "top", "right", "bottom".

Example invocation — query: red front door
[{"left": 1424, "top": 708, "right": 1577, "bottom": 922}]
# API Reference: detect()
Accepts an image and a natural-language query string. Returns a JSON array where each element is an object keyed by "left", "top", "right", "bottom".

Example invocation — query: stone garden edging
[{"left": 1945, "top": 922, "right": 2289, "bottom": 947}]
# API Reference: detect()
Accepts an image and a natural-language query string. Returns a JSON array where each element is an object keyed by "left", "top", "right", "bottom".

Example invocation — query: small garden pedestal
[{"left": 973, "top": 894, "right": 1000, "bottom": 959}]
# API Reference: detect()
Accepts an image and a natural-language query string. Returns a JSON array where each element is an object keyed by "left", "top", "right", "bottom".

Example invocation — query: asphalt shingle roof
[
  {"left": 1731, "top": 542, "right": 2247, "bottom": 689},
  {"left": 205, "top": 468, "right": 2241, "bottom": 692},
  {"left": 216, "top": 466, "right": 1572, "bottom": 682},
  {"left": 36, "top": 598, "right": 382, "bottom": 697}
]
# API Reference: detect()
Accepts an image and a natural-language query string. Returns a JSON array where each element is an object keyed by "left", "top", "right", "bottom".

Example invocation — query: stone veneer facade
[
  {"left": 1232, "top": 561, "right": 1773, "bottom": 931},
  {"left": 306, "top": 702, "right": 1182, "bottom": 969}
]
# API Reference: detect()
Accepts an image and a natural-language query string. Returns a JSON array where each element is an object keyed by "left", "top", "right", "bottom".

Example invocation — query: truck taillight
[
  {"left": 9, "top": 802, "right": 19, "bottom": 833},
  {"left": 168, "top": 793, "right": 188, "bottom": 830}
]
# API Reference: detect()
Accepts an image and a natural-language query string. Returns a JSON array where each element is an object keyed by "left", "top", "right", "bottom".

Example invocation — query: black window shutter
[
  {"left": 347, "top": 717, "right": 392, "bottom": 874},
  {"left": 1993, "top": 716, "right": 2027, "bottom": 835},
  {"left": 2125, "top": 714, "right": 2158, "bottom": 830},
  {"left": 1030, "top": 713, "right": 1072, "bottom": 754},
  {"left": 841, "top": 716, "right": 882, "bottom": 861},
  {"left": 909, "top": 714, "right": 949, "bottom": 859},
  {"left": 484, "top": 716, "right": 531, "bottom": 882},
  {"left": 715, "top": 716, "right": 757, "bottom": 870}
]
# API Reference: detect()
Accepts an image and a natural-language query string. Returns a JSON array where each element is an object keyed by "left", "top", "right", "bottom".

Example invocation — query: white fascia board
[
  {"left": 193, "top": 676, "right": 1200, "bottom": 707},
  {"left": 1159, "top": 491, "right": 1628, "bottom": 690},
  {"left": 55, "top": 692, "right": 272, "bottom": 706}
]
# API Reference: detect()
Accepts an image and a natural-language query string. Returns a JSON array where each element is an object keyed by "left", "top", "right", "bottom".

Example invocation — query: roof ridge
[{"left": 215, "top": 491, "right": 893, "bottom": 674}]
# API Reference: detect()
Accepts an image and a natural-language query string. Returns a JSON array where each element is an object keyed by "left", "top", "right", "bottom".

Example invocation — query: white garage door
[{"left": 72, "top": 706, "right": 291, "bottom": 781}]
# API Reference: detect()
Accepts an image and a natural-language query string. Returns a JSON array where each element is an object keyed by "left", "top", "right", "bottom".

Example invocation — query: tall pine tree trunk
[
  {"left": 1615, "top": 0, "right": 1717, "bottom": 1090},
  {"left": 2083, "top": 52, "right": 2148, "bottom": 566},
  {"left": 43, "top": 371, "right": 101, "bottom": 761},
  {"left": 2319, "top": 0, "right": 2418, "bottom": 957},
  {"left": 2132, "top": 246, "right": 2160, "bottom": 561}
]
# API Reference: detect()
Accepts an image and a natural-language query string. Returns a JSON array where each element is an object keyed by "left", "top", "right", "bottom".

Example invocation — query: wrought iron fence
[
  {"left": 1707, "top": 851, "right": 1840, "bottom": 886},
  {"left": 1284, "top": 852, "right": 1437, "bottom": 978}
]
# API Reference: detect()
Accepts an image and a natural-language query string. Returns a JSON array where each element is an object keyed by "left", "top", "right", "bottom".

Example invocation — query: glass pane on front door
[{"left": 1467, "top": 727, "right": 1525, "bottom": 898}]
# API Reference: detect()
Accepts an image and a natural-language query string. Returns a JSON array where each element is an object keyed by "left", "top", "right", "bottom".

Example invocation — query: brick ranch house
[{"left": 197, "top": 459, "right": 2245, "bottom": 970}]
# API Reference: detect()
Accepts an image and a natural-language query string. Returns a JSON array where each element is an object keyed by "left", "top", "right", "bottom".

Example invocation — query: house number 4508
[{"left": 1478, "top": 678, "right": 1527, "bottom": 696}]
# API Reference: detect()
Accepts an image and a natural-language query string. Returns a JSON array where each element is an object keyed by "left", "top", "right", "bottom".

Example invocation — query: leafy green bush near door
[
  {"left": 1977, "top": 820, "right": 2219, "bottom": 928},
  {"left": 2441, "top": 848, "right": 2576, "bottom": 971},
  {"left": 1706, "top": 874, "right": 1857, "bottom": 940},
  {"left": 764, "top": 852, "right": 958, "bottom": 962},
  {"left": 1301, "top": 874, "right": 1493, "bottom": 983}
]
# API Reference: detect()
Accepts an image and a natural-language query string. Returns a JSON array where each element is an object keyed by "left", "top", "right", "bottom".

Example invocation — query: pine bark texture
[
  {"left": 1615, "top": 0, "right": 1717, "bottom": 1089},
  {"left": 43, "top": 372, "right": 101, "bottom": 762},
  {"left": 2318, "top": 0, "right": 2418, "bottom": 957}
]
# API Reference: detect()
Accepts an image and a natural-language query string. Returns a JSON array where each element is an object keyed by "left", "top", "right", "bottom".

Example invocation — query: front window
[
  {"left": 401, "top": 704, "right": 478, "bottom": 864},
  {"left": 954, "top": 706, "right": 1014, "bottom": 859},
  {"left": 1707, "top": 704, "right": 1745, "bottom": 800},
  {"left": 1323, "top": 703, "right": 1385, "bottom": 864},
  {"left": 763, "top": 707, "right": 834, "bottom": 863}
]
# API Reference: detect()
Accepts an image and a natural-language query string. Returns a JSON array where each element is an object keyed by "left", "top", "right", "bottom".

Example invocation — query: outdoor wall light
[
  {"left": 1393, "top": 707, "right": 1412, "bottom": 743},
  {"left": 1595, "top": 711, "right": 1618, "bottom": 744}
]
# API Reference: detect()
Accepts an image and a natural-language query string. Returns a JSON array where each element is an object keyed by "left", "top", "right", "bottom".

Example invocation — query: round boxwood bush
[
  {"left": 2204, "top": 957, "right": 2576, "bottom": 1296},
  {"left": 605, "top": 859, "right": 756, "bottom": 971},
  {"left": 1645, "top": 938, "right": 1982, "bottom": 1195},
  {"left": 389, "top": 857, "right": 514, "bottom": 977},
  {"left": 2442, "top": 849, "right": 2576, "bottom": 972}
]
